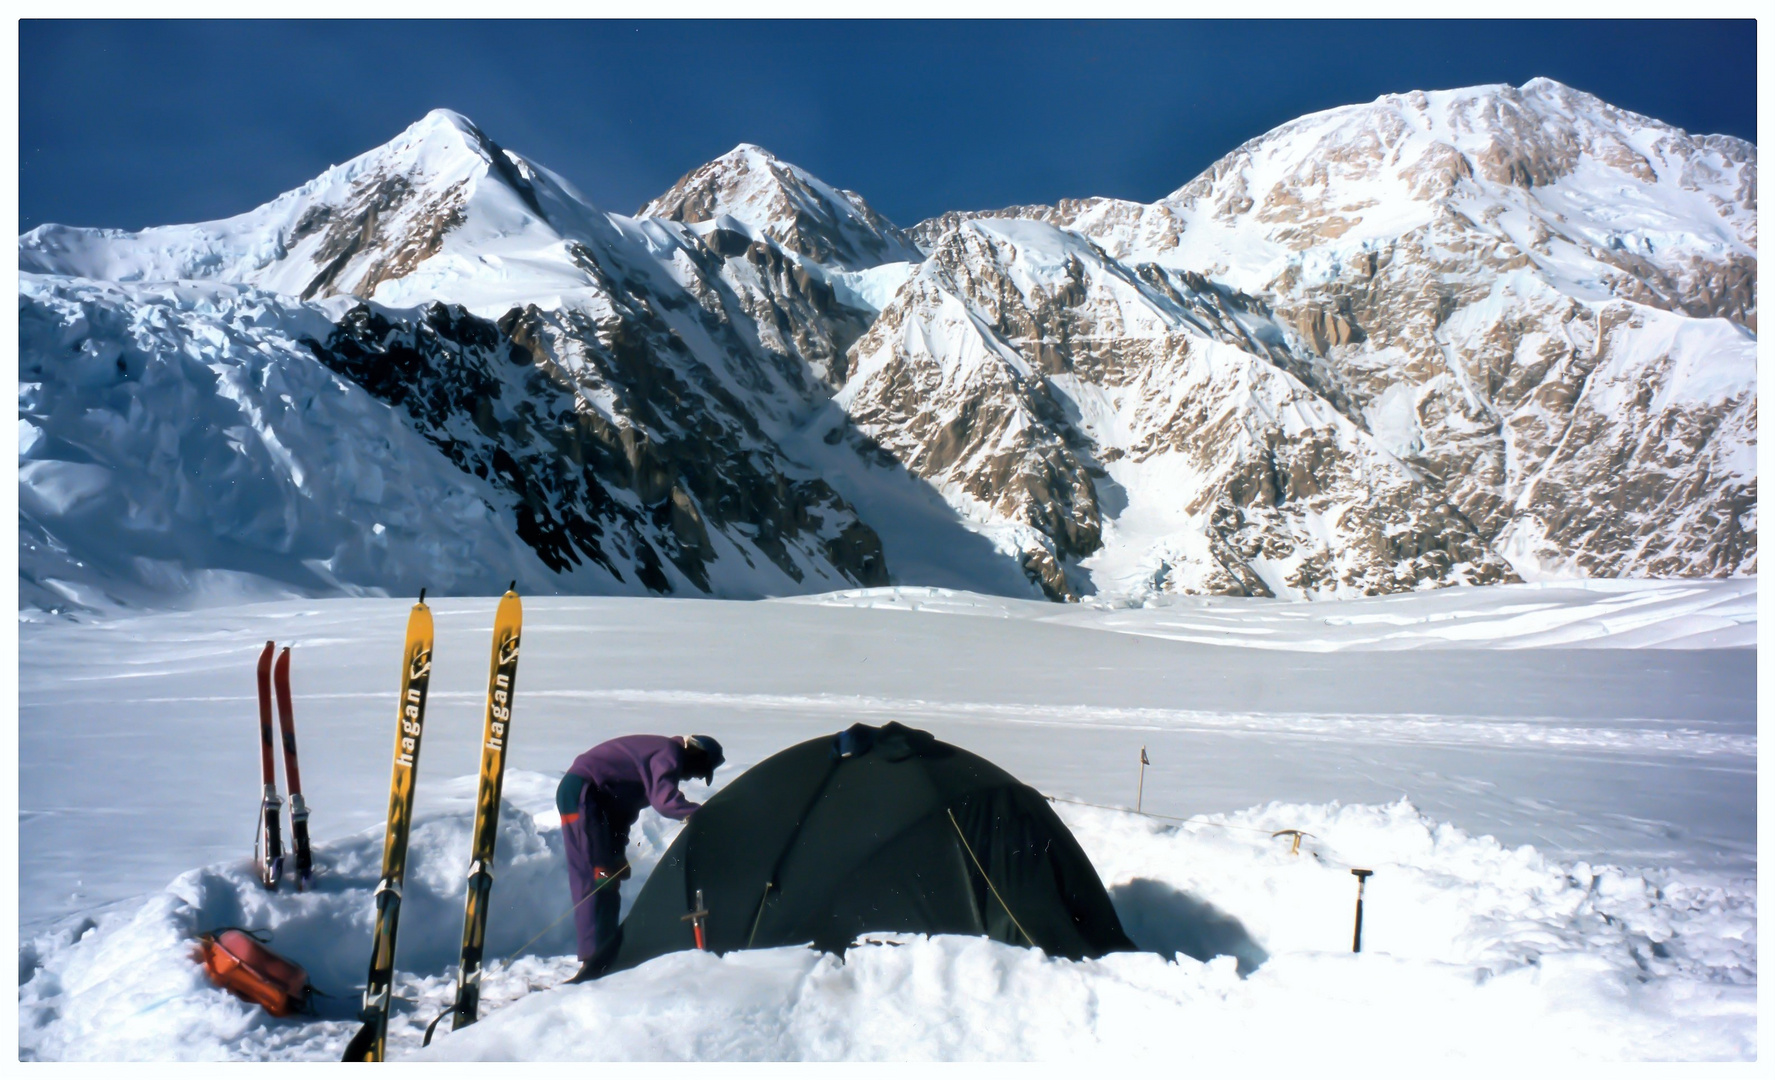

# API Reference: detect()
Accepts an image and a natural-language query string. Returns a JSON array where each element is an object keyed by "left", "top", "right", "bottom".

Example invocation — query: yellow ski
[
  {"left": 343, "top": 592, "right": 435, "bottom": 1062},
  {"left": 443, "top": 585, "right": 523, "bottom": 1035}
]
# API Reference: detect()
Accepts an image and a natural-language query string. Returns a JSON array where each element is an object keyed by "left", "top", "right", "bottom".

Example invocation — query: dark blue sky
[{"left": 19, "top": 20, "right": 1757, "bottom": 234}]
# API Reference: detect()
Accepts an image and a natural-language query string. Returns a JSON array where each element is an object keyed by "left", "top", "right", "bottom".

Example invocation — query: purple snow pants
[{"left": 562, "top": 790, "right": 624, "bottom": 961}]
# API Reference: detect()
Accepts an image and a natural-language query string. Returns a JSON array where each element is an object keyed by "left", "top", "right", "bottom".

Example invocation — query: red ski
[
  {"left": 255, "top": 641, "right": 285, "bottom": 890},
  {"left": 273, "top": 647, "right": 314, "bottom": 890}
]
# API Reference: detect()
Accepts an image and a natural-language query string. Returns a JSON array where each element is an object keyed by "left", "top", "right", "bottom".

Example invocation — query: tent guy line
[{"left": 498, "top": 862, "right": 631, "bottom": 969}]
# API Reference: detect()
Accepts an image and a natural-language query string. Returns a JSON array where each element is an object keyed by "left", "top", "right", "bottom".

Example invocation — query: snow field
[
  {"left": 16, "top": 585, "right": 1754, "bottom": 1059},
  {"left": 18, "top": 773, "right": 1753, "bottom": 1060},
  {"left": 19, "top": 587, "right": 1754, "bottom": 929},
  {"left": 786, "top": 577, "right": 1757, "bottom": 651}
]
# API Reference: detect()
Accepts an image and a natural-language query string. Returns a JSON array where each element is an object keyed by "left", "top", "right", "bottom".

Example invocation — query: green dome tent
[{"left": 593, "top": 722, "right": 1135, "bottom": 977}]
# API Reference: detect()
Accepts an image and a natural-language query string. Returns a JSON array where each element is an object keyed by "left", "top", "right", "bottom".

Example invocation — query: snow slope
[
  {"left": 16, "top": 585, "right": 1755, "bottom": 1060},
  {"left": 18, "top": 274, "right": 574, "bottom": 613}
]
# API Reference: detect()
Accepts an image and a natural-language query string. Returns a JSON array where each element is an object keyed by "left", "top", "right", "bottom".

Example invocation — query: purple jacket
[{"left": 566, "top": 735, "right": 702, "bottom": 833}]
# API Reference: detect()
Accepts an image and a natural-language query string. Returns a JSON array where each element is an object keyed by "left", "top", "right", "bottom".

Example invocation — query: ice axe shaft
[{"left": 1350, "top": 869, "right": 1374, "bottom": 952}]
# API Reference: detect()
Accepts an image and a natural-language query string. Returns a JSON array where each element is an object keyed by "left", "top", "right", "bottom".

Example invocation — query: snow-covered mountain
[
  {"left": 906, "top": 80, "right": 1756, "bottom": 596},
  {"left": 641, "top": 143, "right": 924, "bottom": 274},
  {"left": 18, "top": 82, "right": 1756, "bottom": 611},
  {"left": 21, "top": 110, "right": 898, "bottom": 609}
]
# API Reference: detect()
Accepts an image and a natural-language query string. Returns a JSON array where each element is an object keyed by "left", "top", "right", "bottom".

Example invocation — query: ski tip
[
  {"left": 508, "top": 579, "right": 517, "bottom": 595},
  {"left": 418, "top": 587, "right": 427, "bottom": 606}
]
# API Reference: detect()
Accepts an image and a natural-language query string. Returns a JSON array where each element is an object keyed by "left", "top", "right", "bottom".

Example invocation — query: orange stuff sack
[{"left": 200, "top": 929, "right": 310, "bottom": 1017}]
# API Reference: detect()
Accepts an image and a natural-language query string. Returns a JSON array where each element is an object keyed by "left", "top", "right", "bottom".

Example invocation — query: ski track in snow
[{"left": 16, "top": 582, "right": 1757, "bottom": 1060}]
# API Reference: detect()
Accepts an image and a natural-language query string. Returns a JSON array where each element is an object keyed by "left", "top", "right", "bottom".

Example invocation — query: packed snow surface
[{"left": 17, "top": 584, "right": 1756, "bottom": 1060}]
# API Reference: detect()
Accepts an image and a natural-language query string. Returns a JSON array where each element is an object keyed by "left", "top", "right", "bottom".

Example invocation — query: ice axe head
[{"left": 1270, "top": 828, "right": 1312, "bottom": 856}]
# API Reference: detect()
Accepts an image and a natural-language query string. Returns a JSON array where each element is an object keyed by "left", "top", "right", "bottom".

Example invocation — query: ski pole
[
  {"left": 1136, "top": 746, "right": 1148, "bottom": 814},
  {"left": 1350, "top": 869, "right": 1373, "bottom": 952}
]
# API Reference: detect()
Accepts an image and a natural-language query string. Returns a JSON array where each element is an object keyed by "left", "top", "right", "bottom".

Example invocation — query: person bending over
[{"left": 556, "top": 734, "right": 724, "bottom": 981}]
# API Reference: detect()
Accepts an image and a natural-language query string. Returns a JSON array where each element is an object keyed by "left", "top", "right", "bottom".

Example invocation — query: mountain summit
[
  {"left": 18, "top": 108, "right": 621, "bottom": 311},
  {"left": 17, "top": 81, "right": 1757, "bottom": 612},
  {"left": 642, "top": 143, "right": 923, "bottom": 271}
]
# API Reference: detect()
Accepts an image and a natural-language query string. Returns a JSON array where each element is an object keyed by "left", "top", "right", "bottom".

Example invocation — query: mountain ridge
[{"left": 17, "top": 79, "right": 1756, "bottom": 613}]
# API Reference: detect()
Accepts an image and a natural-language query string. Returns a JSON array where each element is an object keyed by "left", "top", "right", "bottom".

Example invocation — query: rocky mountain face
[
  {"left": 839, "top": 216, "right": 1514, "bottom": 599},
  {"left": 903, "top": 80, "right": 1755, "bottom": 596},
  {"left": 17, "top": 82, "right": 1756, "bottom": 611}
]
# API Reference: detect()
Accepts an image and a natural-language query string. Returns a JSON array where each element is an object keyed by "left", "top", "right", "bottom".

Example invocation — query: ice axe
[
  {"left": 1350, "top": 869, "right": 1374, "bottom": 952},
  {"left": 1270, "top": 829, "right": 1313, "bottom": 856},
  {"left": 682, "top": 888, "right": 710, "bottom": 950},
  {"left": 1136, "top": 746, "right": 1149, "bottom": 814}
]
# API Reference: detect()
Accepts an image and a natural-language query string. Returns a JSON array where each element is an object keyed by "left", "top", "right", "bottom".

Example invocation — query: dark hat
[{"left": 684, "top": 734, "right": 725, "bottom": 779}]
